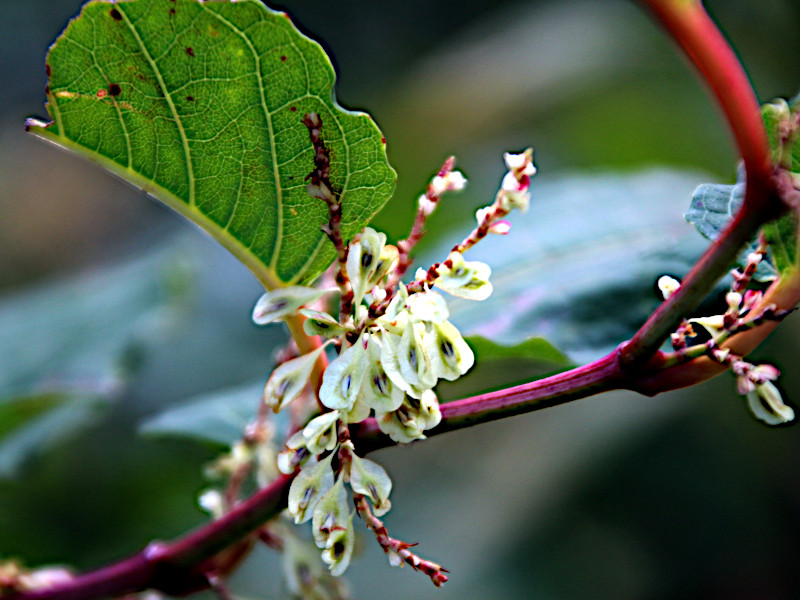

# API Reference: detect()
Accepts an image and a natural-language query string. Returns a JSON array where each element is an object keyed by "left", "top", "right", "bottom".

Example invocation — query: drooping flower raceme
[{"left": 250, "top": 150, "right": 536, "bottom": 580}]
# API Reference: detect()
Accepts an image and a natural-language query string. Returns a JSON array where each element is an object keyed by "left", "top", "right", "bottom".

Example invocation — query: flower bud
[
  {"left": 252, "top": 286, "right": 334, "bottom": 325},
  {"left": 657, "top": 275, "right": 681, "bottom": 300}
]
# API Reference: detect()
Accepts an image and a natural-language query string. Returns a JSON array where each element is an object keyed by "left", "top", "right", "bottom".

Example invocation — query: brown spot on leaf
[
  {"left": 97, "top": 88, "right": 107, "bottom": 98},
  {"left": 169, "top": 8, "right": 176, "bottom": 16},
  {"left": 186, "top": 96, "right": 195, "bottom": 102},
  {"left": 280, "top": 55, "right": 287, "bottom": 62},
  {"left": 185, "top": 47, "right": 195, "bottom": 57},
  {"left": 381, "top": 137, "right": 386, "bottom": 144},
  {"left": 109, "top": 83, "right": 121, "bottom": 97},
  {"left": 45, "top": 64, "right": 51, "bottom": 76},
  {"left": 290, "top": 106, "right": 297, "bottom": 112},
  {"left": 110, "top": 8, "right": 122, "bottom": 20}
]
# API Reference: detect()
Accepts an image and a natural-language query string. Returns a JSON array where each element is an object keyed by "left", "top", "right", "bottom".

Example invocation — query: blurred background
[{"left": 2, "top": 0, "right": 800, "bottom": 598}]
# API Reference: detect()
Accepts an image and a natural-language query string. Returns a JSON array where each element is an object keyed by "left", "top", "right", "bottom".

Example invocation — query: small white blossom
[
  {"left": 287, "top": 453, "right": 335, "bottom": 524},
  {"left": 197, "top": 488, "right": 225, "bottom": 518},
  {"left": 320, "top": 338, "right": 368, "bottom": 411},
  {"left": 349, "top": 453, "right": 392, "bottom": 517},
  {"left": 430, "top": 170, "right": 467, "bottom": 196},
  {"left": 746, "top": 381, "right": 794, "bottom": 425},
  {"left": 302, "top": 411, "right": 340, "bottom": 455},
  {"left": 311, "top": 476, "right": 356, "bottom": 576},
  {"left": 263, "top": 345, "right": 327, "bottom": 412},
  {"left": 434, "top": 252, "right": 493, "bottom": 301},
  {"left": 657, "top": 275, "right": 681, "bottom": 300},
  {"left": 418, "top": 194, "right": 437, "bottom": 216},
  {"left": 504, "top": 150, "right": 537, "bottom": 175},
  {"left": 425, "top": 320, "right": 475, "bottom": 381},
  {"left": 376, "top": 390, "right": 442, "bottom": 443},
  {"left": 252, "top": 286, "right": 335, "bottom": 325},
  {"left": 346, "top": 228, "right": 387, "bottom": 307}
]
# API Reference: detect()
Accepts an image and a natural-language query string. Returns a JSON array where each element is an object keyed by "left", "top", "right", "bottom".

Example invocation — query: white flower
[
  {"left": 346, "top": 228, "right": 387, "bottom": 307},
  {"left": 357, "top": 334, "right": 404, "bottom": 414},
  {"left": 376, "top": 390, "right": 442, "bottom": 443},
  {"left": 405, "top": 290, "right": 449, "bottom": 323},
  {"left": 434, "top": 252, "right": 493, "bottom": 301},
  {"left": 430, "top": 170, "right": 467, "bottom": 195},
  {"left": 319, "top": 338, "right": 368, "bottom": 411},
  {"left": 424, "top": 320, "right": 474, "bottom": 381},
  {"left": 263, "top": 345, "right": 327, "bottom": 412},
  {"left": 312, "top": 477, "right": 356, "bottom": 576},
  {"left": 657, "top": 275, "right": 681, "bottom": 300},
  {"left": 287, "top": 453, "right": 335, "bottom": 524},
  {"left": 503, "top": 150, "right": 536, "bottom": 175},
  {"left": 746, "top": 381, "right": 794, "bottom": 426},
  {"left": 252, "top": 286, "right": 335, "bottom": 325},
  {"left": 349, "top": 453, "right": 392, "bottom": 516}
]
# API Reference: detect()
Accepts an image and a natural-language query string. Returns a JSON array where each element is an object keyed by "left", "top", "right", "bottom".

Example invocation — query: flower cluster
[
  {"left": 247, "top": 149, "right": 536, "bottom": 582},
  {"left": 661, "top": 243, "right": 794, "bottom": 426}
]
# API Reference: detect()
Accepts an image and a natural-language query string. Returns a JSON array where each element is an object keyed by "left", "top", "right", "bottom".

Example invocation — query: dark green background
[{"left": 1, "top": 1, "right": 800, "bottom": 598}]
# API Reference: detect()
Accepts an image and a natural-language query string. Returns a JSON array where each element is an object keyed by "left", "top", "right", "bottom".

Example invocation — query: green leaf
[
  {"left": 0, "top": 241, "right": 193, "bottom": 476},
  {"left": 0, "top": 393, "right": 108, "bottom": 478},
  {"left": 438, "top": 169, "right": 717, "bottom": 363},
  {"left": 760, "top": 98, "right": 800, "bottom": 274},
  {"left": 27, "top": 0, "right": 395, "bottom": 288},
  {"left": 466, "top": 336, "right": 570, "bottom": 366},
  {"left": 139, "top": 381, "right": 285, "bottom": 447},
  {"left": 685, "top": 170, "right": 779, "bottom": 280},
  {"left": 762, "top": 97, "right": 800, "bottom": 174}
]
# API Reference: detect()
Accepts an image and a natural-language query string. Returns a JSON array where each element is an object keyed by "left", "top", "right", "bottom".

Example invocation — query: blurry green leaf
[
  {"left": 0, "top": 393, "right": 108, "bottom": 478},
  {"left": 0, "top": 244, "right": 190, "bottom": 476},
  {"left": 0, "top": 247, "right": 185, "bottom": 401},
  {"left": 440, "top": 170, "right": 716, "bottom": 363},
  {"left": 763, "top": 213, "right": 799, "bottom": 275},
  {"left": 762, "top": 97, "right": 800, "bottom": 174},
  {"left": 466, "top": 336, "right": 570, "bottom": 366},
  {"left": 27, "top": 0, "right": 395, "bottom": 287},
  {"left": 140, "top": 381, "right": 283, "bottom": 447},
  {"left": 685, "top": 170, "right": 778, "bottom": 280},
  {"left": 761, "top": 98, "right": 800, "bottom": 275}
]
